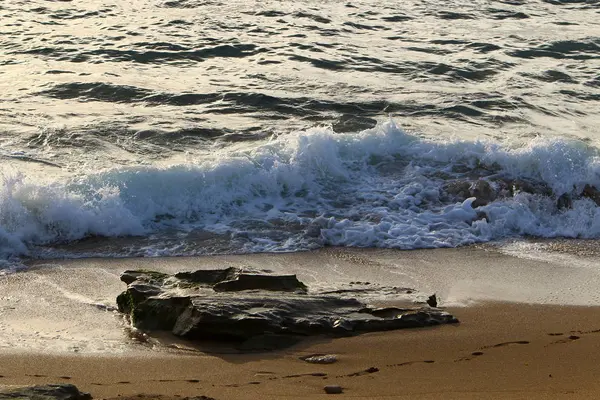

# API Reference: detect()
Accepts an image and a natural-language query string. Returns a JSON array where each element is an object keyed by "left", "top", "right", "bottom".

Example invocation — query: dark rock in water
[
  {"left": 304, "top": 222, "right": 323, "bottom": 238},
  {"left": 0, "top": 384, "right": 91, "bottom": 400},
  {"left": 324, "top": 385, "right": 343, "bottom": 394},
  {"left": 505, "top": 178, "right": 552, "bottom": 197},
  {"left": 443, "top": 179, "right": 494, "bottom": 207},
  {"left": 442, "top": 175, "right": 600, "bottom": 211},
  {"left": 582, "top": 184, "right": 600, "bottom": 206},
  {"left": 555, "top": 184, "right": 600, "bottom": 210},
  {"left": 470, "top": 180, "right": 495, "bottom": 207},
  {"left": 444, "top": 177, "right": 561, "bottom": 208},
  {"left": 443, "top": 180, "right": 471, "bottom": 200},
  {"left": 557, "top": 192, "right": 573, "bottom": 210},
  {"left": 117, "top": 269, "right": 458, "bottom": 350},
  {"left": 475, "top": 211, "right": 489, "bottom": 222}
]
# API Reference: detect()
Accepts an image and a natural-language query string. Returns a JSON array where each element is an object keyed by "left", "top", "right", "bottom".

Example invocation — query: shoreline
[
  {"left": 24, "top": 243, "right": 600, "bottom": 306},
  {"left": 1, "top": 245, "right": 599, "bottom": 354},
  {"left": 3, "top": 245, "right": 600, "bottom": 398}
]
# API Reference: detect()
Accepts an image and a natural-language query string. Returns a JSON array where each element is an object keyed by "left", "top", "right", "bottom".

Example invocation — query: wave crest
[{"left": 2, "top": 121, "right": 600, "bottom": 262}]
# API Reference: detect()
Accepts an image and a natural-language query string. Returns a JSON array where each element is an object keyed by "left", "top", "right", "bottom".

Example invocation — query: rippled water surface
[
  {"left": 1, "top": 0, "right": 599, "bottom": 262},
  {"left": 2, "top": 0, "right": 599, "bottom": 165}
]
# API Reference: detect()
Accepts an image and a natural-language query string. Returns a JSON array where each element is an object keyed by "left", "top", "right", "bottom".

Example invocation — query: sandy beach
[
  {"left": 2, "top": 246, "right": 600, "bottom": 399},
  {"left": 2, "top": 303, "right": 600, "bottom": 399}
]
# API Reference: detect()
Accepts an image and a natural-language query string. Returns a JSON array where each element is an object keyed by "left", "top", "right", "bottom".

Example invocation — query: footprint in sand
[
  {"left": 341, "top": 367, "right": 380, "bottom": 378},
  {"left": 571, "top": 328, "right": 600, "bottom": 335},
  {"left": 549, "top": 335, "right": 580, "bottom": 345},
  {"left": 454, "top": 356, "right": 473, "bottom": 362},
  {"left": 283, "top": 373, "right": 327, "bottom": 379},
  {"left": 545, "top": 328, "right": 600, "bottom": 346},
  {"left": 387, "top": 360, "right": 435, "bottom": 368},
  {"left": 455, "top": 341, "right": 529, "bottom": 362},
  {"left": 582, "top": 329, "right": 600, "bottom": 334},
  {"left": 482, "top": 340, "right": 530, "bottom": 349},
  {"left": 336, "top": 367, "right": 379, "bottom": 378},
  {"left": 264, "top": 372, "right": 327, "bottom": 382},
  {"left": 224, "top": 381, "right": 262, "bottom": 388},
  {"left": 254, "top": 371, "right": 275, "bottom": 376},
  {"left": 454, "top": 353, "right": 484, "bottom": 362},
  {"left": 225, "top": 372, "right": 327, "bottom": 388}
]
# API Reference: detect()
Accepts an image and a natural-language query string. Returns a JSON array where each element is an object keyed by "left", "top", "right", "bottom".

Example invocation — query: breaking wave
[{"left": 2, "top": 121, "right": 600, "bottom": 265}]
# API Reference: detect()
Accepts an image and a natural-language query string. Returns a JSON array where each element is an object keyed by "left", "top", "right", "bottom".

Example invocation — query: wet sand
[{"left": 2, "top": 246, "right": 600, "bottom": 398}]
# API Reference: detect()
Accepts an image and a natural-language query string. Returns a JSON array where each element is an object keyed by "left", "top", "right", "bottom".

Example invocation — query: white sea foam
[{"left": 2, "top": 121, "right": 600, "bottom": 263}]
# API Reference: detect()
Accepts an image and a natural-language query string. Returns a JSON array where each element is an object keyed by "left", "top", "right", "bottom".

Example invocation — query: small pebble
[{"left": 324, "top": 385, "right": 343, "bottom": 394}]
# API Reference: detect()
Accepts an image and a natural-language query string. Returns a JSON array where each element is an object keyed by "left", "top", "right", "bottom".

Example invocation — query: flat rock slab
[
  {"left": 117, "top": 268, "right": 458, "bottom": 350},
  {"left": 0, "top": 384, "right": 91, "bottom": 400}
]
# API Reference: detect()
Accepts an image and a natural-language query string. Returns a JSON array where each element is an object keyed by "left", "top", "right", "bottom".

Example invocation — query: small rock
[
  {"left": 557, "top": 193, "right": 573, "bottom": 210},
  {"left": 300, "top": 354, "right": 338, "bottom": 364},
  {"left": 443, "top": 181, "right": 471, "bottom": 199},
  {"left": 475, "top": 211, "right": 489, "bottom": 222},
  {"left": 324, "top": 385, "right": 343, "bottom": 394},
  {"left": 305, "top": 223, "right": 322, "bottom": 238},
  {"left": 582, "top": 184, "right": 600, "bottom": 206},
  {"left": 427, "top": 294, "right": 438, "bottom": 308},
  {"left": 470, "top": 180, "right": 495, "bottom": 207}
]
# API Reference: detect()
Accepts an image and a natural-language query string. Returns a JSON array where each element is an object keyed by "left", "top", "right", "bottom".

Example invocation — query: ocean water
[{"left": 1, "top": 0, "right": 600, "bottom": 266}]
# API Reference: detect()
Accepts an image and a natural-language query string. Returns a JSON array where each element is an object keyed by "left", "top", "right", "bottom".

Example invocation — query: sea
[{"left": 1, "top": 0, "right": 600, "bottom": 268}]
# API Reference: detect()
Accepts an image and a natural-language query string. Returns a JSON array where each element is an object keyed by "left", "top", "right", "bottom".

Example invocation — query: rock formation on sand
[
  {"left": 117, "top": 267, "right": 458, "bottom": 350},
  {"left": 0, "top": 385, "right": 216, "bottom": 400},
  {"left": 0, "top": 384, "right": 91, "bottom": 400}
]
